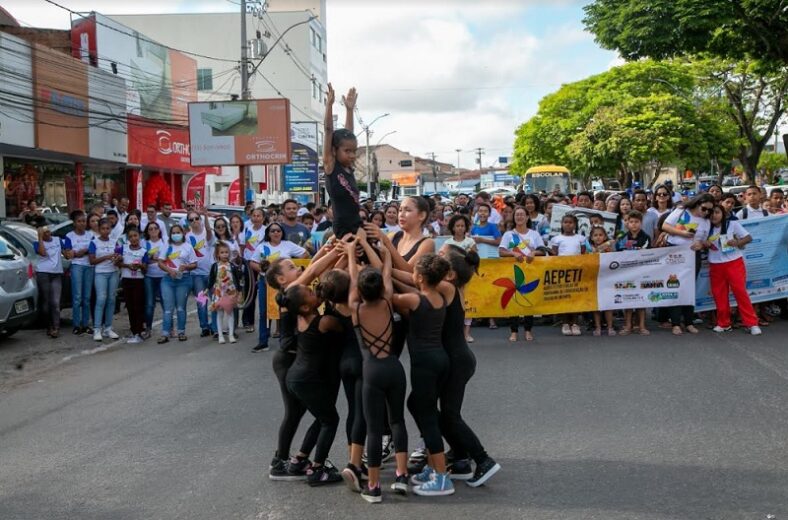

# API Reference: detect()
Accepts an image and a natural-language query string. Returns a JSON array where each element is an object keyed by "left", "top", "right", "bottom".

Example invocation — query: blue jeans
[
  {"left": 192, "top": 273, "right": 210, "bottom": 330},
  {"left": 144, "top": 276, "right": 164, "bottom": 330},
  {"left": 258, "top": 277, "right": 269, "bottom": 346},
  {"left": 161, "top": 274, "right": 192, "bottom": 335},
  {"left": 94, "top": 271, "right": 119, "bottom": 330},
  {"left": 70, "top": 264, "right": 94, "bottom": 328}
]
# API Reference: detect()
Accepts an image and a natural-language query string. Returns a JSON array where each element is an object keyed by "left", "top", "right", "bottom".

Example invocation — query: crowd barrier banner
[
  {"left": 463, "top": 246, "right": 695, "bottom": 317},
  {"left": 695, "top": 213, "right": 788, "bottom": 312}
]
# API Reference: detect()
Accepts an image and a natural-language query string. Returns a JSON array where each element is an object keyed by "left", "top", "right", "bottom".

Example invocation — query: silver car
[{"left": 0, "top": 234, "right": 37, "bottom": 338}]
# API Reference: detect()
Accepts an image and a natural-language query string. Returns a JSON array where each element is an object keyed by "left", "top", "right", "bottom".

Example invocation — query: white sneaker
[
  {"left": 93, "top": 329, "right": 103, "bottom": 342},
  {"left": 103, "top": 328, "right": 120, "bottom": 340},
  {"left": 561, "top": 324, "right": 571, "bottom": 336},
  {"left": 218, "top": 337, "right": 226, "bottom": 344},
  {"left": 126, "top": 335, "right": 143, "bottom": 344},
  {"left": 750, "top": 326, "right": 763, "bottom": 336},
  {"left": 712, "top": 325, "right": 732, "bottom": 333},
  {"left": 229, "top": 335, "right": 237, "bottom": 344},
  {"left": 465, "top": 336, "right": 474, "bottom": 343}
]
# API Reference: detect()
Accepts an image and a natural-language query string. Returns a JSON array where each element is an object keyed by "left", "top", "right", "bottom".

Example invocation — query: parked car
[
  {"left": 0, "top": 235, "right": 37, "bottom": 338},
  {"left": 0, "top": 220, "right": 73, "bottom": 309},
  {"left": 206, "top": 204, "right": 246, "bottom": 220}
]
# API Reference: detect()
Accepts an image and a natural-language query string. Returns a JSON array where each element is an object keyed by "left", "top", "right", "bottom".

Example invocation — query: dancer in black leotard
[
  {"left": 392, "top": 253, "right": 456, "bottom": 497},
  {"left": 345, "top": 237, "right": 409, "bottom": 504},
  {"left": 438, "top": 244, "right": 501, "bottom": 487},
  {"left": 317, "top": 269, "right": 368, "bottom": 489},
  {"left": 283, "top": 283, "right": 344, "bottom": 486},
  {"left": 265, "top": 248, "right": 341, "bottom": 481}
]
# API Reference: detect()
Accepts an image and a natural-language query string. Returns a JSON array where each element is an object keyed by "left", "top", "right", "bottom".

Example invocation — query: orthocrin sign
[{"left": 127, "top": 115, "right": 192, "bottom": 170}]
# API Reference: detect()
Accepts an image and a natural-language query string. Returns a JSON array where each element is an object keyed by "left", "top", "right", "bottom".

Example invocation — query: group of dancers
[{"left": 264, "top": 83, "right": 499, "bottom": 502}]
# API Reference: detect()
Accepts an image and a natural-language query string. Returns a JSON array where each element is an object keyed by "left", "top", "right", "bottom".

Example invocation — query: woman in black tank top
[
  {"left": 392, "top": 253, "right": 457, "bottom": 497},
  {"left": 343, "top": 240, "right": 410, "bottom": 503}
]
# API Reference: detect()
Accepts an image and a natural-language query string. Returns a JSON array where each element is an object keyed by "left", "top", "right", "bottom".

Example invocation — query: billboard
[
  {"left": 283, "top": 122, "right": 319, "bottom": 192},
  {"left": 187, "top": 99, "right": 292, "bottom": 166},
  {"left": 71, "top": 13, "right": 197, "bottom": 123},
  {"left": 88, "top": 66, "right": 127, "bottom": 162},
  {"left": 0, "top": 33, "right": 35, "bottom": 148}
]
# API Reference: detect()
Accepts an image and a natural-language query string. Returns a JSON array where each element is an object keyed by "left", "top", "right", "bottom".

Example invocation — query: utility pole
[
  {"left": 475, "top": 148, "right": 485, "bottom": 173},
  {"left": 365, "top": 127, "right": 372, "bottom": 198},
  {"left": 238, "top": 0, "right": 250, "bottom": 203},
  {"left": 429, "top": 152, "right": 438, "bottom": 194}
]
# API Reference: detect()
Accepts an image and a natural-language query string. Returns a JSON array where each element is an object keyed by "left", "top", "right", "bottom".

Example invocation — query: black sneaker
[
  {"left": 306, "top": 463, "right": 343, "bottom": 487},
  {"left": 381, "top": 435, "right": 395, "bottom": 463},
  {"left": 408, "top": 458, "right": 427, "bottom": 476},
  {"left": 82, "top": 327, "right": 94, "bottom": 335},
  {"left": 251, "top": 343, "right": 270, "bottom": 353},
  {"left": 445, "top": 449, "right": 455, "bottom": 466},
  {"left": 448, "top": 458, "right": 474, "bottom": 481},
  {"left": 341, "top": 463, "right": 363, "bottom": 493},
  {"left": 286, "top": 456, "right": 311, "bottom": 479},
  {"left": 465, "top": 457, "right": 501, "bottom": 488},
  {"left": 200, "top": 328, "right": 211, "bottom": 337},
  {"left": 361, "top": 484, "right": 382, "bottom": 504},
  {"left": 391, "top": 474, "right": 409, "bottom": 495},
  {"left": 269, "top": 458, "right": 303, "bottom": 481},
  {"left": 72, "top": 327, "right": 81, "bottom": 335}
]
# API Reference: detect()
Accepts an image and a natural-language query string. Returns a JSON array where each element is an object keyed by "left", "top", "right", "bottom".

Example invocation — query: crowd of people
[{"left": 23, "top": 84, "right": 785, "bottom": 503}]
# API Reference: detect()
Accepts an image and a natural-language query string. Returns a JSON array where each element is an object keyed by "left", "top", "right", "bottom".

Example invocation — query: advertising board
[
  {"left": 187, "top": 99, "right": 291, "bottom": 166},
  {"left": 283, "top": 122, "right": 319, "bottom": 192}
]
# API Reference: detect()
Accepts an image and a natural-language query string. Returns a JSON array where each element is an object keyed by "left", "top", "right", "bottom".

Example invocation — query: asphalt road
[{"left": 1, "top": 317, "right": 787, "bottom": 520}]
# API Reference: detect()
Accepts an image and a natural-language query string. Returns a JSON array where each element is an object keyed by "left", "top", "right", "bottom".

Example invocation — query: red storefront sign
[
  {"left": 185, "top": 172, "right": 207, "bottom": 208},
  {"left": 127, "top": 116, "right": 193, "bottom": 171}
]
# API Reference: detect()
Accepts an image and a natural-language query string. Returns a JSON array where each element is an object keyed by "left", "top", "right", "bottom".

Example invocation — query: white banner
[
  {"left": 550, "top": 204, "right": 618, "bottom": 239},
  {"left": 597, "top": 246, "right": 696, "bottom": 311}
]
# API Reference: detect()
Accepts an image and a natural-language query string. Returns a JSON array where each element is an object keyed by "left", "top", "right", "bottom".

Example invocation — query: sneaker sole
[
  {"left": 269, "top": 474, "right": 306, "bottom": 481},
  {"left": 307, "top": 478, "right": 343, "bottom": 487},
  {"left": 361, "top": 493, "right": 382, "bottom": 504},
  {"left": 391, "top": 482, "right": 408, "bottom": 495},
  {"left": 465, "top": 462, "right": 501, "bottom": 488},
  {"left": 413, "top": 486, "right": 455, "bottom": 497},
  {"left": 341, "top": 468, "right": 362, "bottom": 493}
]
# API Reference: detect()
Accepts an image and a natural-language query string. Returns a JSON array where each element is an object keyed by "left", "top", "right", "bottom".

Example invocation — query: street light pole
[
  {"left": 361, "top": 112, "right": 389, "bottom": 200},
  {"left": 238, "top": 0, "right": 249, "bottom": 203}
]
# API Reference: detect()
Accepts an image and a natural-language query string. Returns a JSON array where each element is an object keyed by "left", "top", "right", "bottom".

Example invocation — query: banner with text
[
  {"left": 550, "top": 204, "right": 618, "bottom": 239},
  {"left": 695, "top": 214, "right": 788, "bottom": 311}
]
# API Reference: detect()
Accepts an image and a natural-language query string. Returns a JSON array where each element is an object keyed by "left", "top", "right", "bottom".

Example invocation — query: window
[
  {"left": 312, "top": 80, "right": 318, "bottom": 100},
  {"left": 310, "top": 27, "right": 322, "bottom": 52},
  {"left": 197, "top": 68, "right": 213, "bottom": 91}
]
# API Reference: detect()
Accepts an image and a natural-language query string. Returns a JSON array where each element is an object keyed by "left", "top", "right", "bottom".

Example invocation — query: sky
[{"left": 1, "top": 0, "right": 622, "bottom": 169}]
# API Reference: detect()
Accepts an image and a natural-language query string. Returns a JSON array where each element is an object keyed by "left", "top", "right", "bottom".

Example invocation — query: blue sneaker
[
  {"left": 410, "top": 465, "right": 434, "bottom": 486},
  {"left": 413, "top": 472, "right": 455, "bottom": 496}
]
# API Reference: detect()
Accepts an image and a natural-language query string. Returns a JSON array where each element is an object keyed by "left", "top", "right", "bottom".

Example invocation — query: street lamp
[{"left": 360, "top": 112, "right": 390, "bottom": 200}]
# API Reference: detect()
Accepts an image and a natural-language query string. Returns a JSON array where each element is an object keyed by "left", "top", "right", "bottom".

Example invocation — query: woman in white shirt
[
  {"left": 157, "top": 224, "right": 198, "bottom": 343},
  {"left": 185, "top": 209, "right": 215, "bottom": 337},
  {"left": 499, "top": 206, "right": 545, "bottom": 342},
  {"left": 34, "top": 225, "right": 69, "bottom": 338},
  {"left": 88, "top": 218, "right": 121, "bottom": 342},
  {"left": 660, "top": 193, "right": 713, "bottom": 335},
  {"left": 706, "top": 205, "right": 761, "bottom": 335},
  {"left": 249, "top": 222, "right": 308, "bottom": 352},
  {"left": 65, "top": 210, "right": 94, "bottom": 335},
  {"left": 242, "top": 208, "right": 267, "bottom": 333},
  {"left": 143, "top": 220, "right": 167, "bottom": 338}
]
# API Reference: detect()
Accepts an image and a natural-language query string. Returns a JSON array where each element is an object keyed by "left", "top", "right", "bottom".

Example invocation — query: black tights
[
  {"left": 272, "top": 350, "right": 319, "bottom": 460},
  {"left": 363, "top": 357, "right": 408, "bottom": 468},
  {"left": 407, "top": 349, "right": 449, "bottom": 455},
  {"left": 440, "top": 349, "right": 488, "bottom": 464},
  {"left": 509, "top": 316, "right": 534, "bottom": 332},
  {"left": 341, "top": 370, "right": 366, "bottom": 446},
  {"left": 286, "top": 379, "right": 339, "bottom": 465}
]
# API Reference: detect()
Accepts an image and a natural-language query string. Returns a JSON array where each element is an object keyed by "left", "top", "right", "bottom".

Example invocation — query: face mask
[{"left": 171, "top": 233, "right": 183, "bottom": 243}]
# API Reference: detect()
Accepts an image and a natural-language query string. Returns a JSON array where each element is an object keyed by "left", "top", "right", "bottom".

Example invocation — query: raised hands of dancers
[
  {"left": 326, "top": 82, "right": 335, "bottom": 106},
  {"left": 342, "top": 87, "right": 357, "bottom": 110}
]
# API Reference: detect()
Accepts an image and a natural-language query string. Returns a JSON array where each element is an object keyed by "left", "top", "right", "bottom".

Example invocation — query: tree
[
  {"left": 758, "top": 151, "right": 788, "bottom": 182},
  {"left": 511, "top": 60, "right": 738, "bottom": 184},
  {"left": 583, "top": 0, "right": 788, "bottom": 65}
]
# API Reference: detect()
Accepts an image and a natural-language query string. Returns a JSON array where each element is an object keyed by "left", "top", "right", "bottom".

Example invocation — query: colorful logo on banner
[{"left": 492, "top": 264, "right": 540, "bottom": 309}]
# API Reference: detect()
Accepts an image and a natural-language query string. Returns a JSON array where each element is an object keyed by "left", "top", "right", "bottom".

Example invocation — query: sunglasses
[
  {"left": 189, "top": 217, "right": 201, "bottom": 222},
  {"left": 656, "top": 193, "right": 669, "bottom": 197},
  {"left": 700, "top": 206, "right": 713, "bottom": 213},
  {"left": 269, "top": 229, "right": 282, "bottom": 233}
]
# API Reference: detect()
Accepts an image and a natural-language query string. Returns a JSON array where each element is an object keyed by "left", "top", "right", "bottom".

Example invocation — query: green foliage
[
  {"left": 510, "top": 60, "right": 738, "bottom": 182},
  {"left": 758, "top": 151, "right": 788, "bottom": 178},
  {"left": 583, "top": 0, "right": 788, "bottom": 64}
]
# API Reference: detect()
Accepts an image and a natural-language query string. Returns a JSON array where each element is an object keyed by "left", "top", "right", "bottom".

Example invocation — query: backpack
[{"left": 741, "top": 207, "right": 768, "bottom": 219}]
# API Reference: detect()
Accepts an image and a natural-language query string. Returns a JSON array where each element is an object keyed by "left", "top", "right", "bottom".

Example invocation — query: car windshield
[
  {"left": 0, "top": 235, "right": 18, "bottom": 259},
  {"left": 4, "top": 223, "right": 38, "bottom": 242}
]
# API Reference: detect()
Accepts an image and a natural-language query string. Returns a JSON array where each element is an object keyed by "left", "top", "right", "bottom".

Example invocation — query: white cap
[{"left": 297, "top": 207, "right": 309, "bottom": 216}]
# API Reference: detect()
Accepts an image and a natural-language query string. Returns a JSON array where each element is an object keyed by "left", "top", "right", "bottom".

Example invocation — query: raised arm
[
  {"left": 342, "top": 87, "right": 357, "bottom": 134},
  {"left": 293, "top": 246, "right": 340, "bottom": 286},
  {"left": 380, "top": 244, "right": 393, "bottom": 301},
  {"left": 347, "top": 238, "right": 361, "bottom": 308},
  {"left": 323, "top": 83, "right": 336, "bottom": 174}
]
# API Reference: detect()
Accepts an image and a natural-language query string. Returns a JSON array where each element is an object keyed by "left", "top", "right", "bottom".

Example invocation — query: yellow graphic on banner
[
  {"left": 463, "top": 256, "right": 600, "bottom": 317},
  {"left": 266, "top": 259, "right": 311, "bottom": 320}
]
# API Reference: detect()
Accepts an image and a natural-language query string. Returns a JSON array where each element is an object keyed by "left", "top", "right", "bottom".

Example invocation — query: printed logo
[
  {"left": 647, "top": 291, "right": 679, "bottom": 302},
  {"left": 640, "top": 280, "right": 665, "bottom": 289},
  {"left": 614, "top": 281, "right": 636, "bottom": 289},
  {"left": 493, "top": 264, "right": 539, "bottom": 309},
  {"left": 666, "top": 253, "right": 686, "bottom": 265},
  {"left": 609, "top": 261, "right": 620, "bottom": 270},
  {"left": 157, "top": 130, "right": 190, "bottom": 157},
  {"left": 666, "top": 275, "right": 680, "bottom": 289}
]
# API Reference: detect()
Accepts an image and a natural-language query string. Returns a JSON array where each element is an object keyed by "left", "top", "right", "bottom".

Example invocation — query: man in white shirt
[
  {"left": 140, "top": 204, "right": 168, "bottom": 241},
  {"left": 474, "top": 192, "right": 501, "bottom": 224},
  {"left": 735, "top": 185, "right": 769, "bottom": 220}
]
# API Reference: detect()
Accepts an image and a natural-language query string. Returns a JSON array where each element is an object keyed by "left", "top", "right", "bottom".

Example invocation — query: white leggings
[{"left": 217, "top": 310, "right": 235, "bottom": 340}]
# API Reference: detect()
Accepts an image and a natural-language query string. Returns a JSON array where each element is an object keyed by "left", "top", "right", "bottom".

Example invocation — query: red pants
[{"left": 709, "top": 257, "right": 758, "bottom": 328}]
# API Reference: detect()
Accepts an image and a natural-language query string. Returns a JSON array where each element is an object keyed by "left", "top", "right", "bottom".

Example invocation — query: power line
[{"left": 253, "top": 68, "right": 318, "bottom": 123}]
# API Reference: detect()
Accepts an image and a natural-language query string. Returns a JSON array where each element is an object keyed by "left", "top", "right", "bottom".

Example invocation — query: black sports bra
[{"left": 354, "top": 301, "right": 395, "bottom": 359}]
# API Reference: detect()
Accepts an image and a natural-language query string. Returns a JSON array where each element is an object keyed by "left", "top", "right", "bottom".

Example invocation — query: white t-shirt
[
  {"left": 549, "top": 233, "right": 586, "bottom": 256},
  {"left": 444, "top": 236, "right": 476, "bottom": 251},
  {"left": 664, "top": 208, "right": 710, "bottom": 246},
  {"left": 88, "top": 236, "right": 120, "bottom": 274},
  {"left": 501, "top": 229, "right": 545, "bottom": 255},
  {"left": 119, "top": 243, "right": 149, "bottom": 279},
  {"left": 529, "top": 213, "right": 546, "bottom": 230},
  {"left": 252, "top": 240, "right": 306, "bottom": 263},
  {"left": 707, "top": 221, "right": 750, "bottom": 264},
  {"left": 33, "top": 238, "right": 65, "bottom": 274},
  {"left": 144, "top": 239, "right": 166, "bottom": 278},
  {"left": 110, "top": 220, "right": 124, "bottom": 244},
  {"left": 160, "top": 242, "right": 197, "bottom": 272},
  {"left": 186, "top": 228, "right": 215, "bottom": 276},
  {"left": 735, "top": 205, "right": 769, "bottom": 220},
  {"left": 65, "top": 230, "right": 93, "bottom": 267},
  {"left": 384, "top": 224, "right": 401, "bottom": 234},
  {"left": 243, "top": 224, "right": 267, "bottom": 261},
  {"left": 140, "top": 216, "right": 168, "bottom": 242}
]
